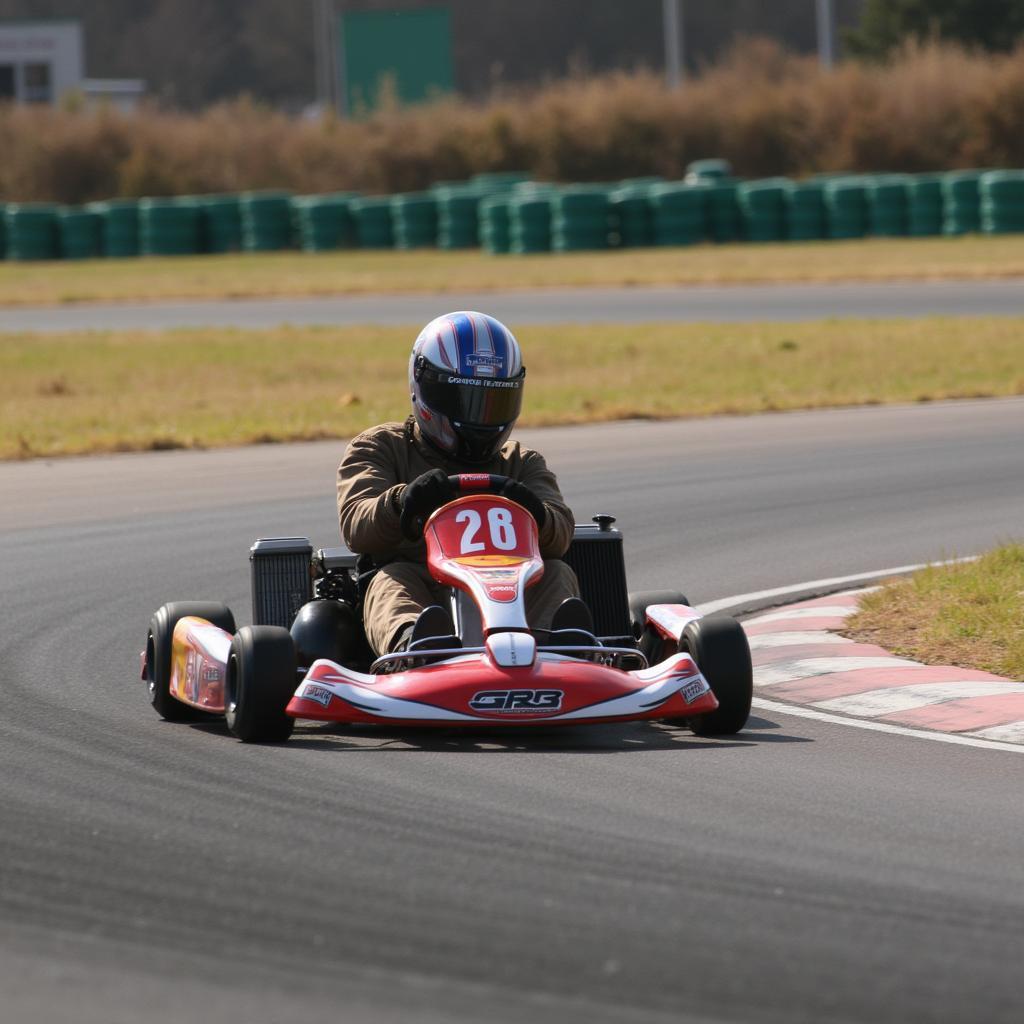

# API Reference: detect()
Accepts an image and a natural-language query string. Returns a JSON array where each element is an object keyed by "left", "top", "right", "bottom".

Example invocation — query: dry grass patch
[
  {"left": 845, "top": 545, "right": 1024, "bottom": 680},
  {"left": 2, "top": 236, "right": 1024, "bottom": 307},
  {"left": 2, "top": 316, "right": 1023, "bottom": 459}
]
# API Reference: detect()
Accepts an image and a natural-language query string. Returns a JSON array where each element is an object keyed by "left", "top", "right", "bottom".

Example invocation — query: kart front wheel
[
  {"left": 677, "top": 614, "right": 752, "bottom": 736},
  {"left": 225, "top": 626, "right": 297, "bottom": 743},
  {"left": 147, "top": 601, "right": 236, "bottom": 722},
  {"left": 629, "top": 589, "right": 690, "bottom": 661}
]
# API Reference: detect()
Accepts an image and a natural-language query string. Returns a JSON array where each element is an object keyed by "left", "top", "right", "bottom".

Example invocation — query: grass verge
[
  {"left": 845, "top": 545, "right": 1024, "bottom": 680},
  {"left": 3, "top": 316, "right": 1023, "bottom": 460},
  {"left": 2, "top": 235, "right": 1024, "bottom": 307}
]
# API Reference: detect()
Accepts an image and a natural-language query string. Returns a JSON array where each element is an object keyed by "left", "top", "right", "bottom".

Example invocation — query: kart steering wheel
[{"left": 446, "top": 473, "right": 512, "bottom": 495}]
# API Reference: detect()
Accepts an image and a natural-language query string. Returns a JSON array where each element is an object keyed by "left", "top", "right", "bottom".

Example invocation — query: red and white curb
[{"left": 745, "top": 590, "right": 1024, "bottom": 747}]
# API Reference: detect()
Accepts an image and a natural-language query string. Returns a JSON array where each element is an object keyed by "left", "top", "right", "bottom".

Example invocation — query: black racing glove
[
  {"left": 500, "top": 479, "right": 547, "bottom": 529},
  {"left": 399, "top": 469, "right": 455, "bottom": 539}
]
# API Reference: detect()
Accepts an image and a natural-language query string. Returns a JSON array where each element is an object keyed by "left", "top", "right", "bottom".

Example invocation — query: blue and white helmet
[{"left": 409, "top": 311, "right": 525, "bottom": 464}]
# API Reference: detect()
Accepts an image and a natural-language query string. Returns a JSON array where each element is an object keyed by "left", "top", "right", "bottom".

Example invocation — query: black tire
[
  {"left": 146, "top": 601, "right": 236, "bottom": 722},
  {"left": 628, "top": 589, "right": 690, "bottom": 661},
  {"left": 675, "top": 614, "right": 753, "bottom": 736},
  {"left": 225, "top": 626, "right": 297, "bottom": 743}
]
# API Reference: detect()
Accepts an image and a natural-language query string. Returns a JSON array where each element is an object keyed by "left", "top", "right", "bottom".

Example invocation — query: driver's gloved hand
[
  {"left": 399, "top": 469, "right": 455, "bottom": 539},
  {"left": 500, "top": 479, "right": 547, "bottom": 528}
]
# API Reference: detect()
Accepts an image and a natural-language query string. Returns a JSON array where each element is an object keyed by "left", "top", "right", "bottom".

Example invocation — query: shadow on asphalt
[{"left": 276, "top": 716, "right": 813, "bottom": 754}]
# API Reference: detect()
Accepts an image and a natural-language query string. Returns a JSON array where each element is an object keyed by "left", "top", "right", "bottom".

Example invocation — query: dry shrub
[{"left": 2, "top": 39, "right": 1024, "bottom": 204}]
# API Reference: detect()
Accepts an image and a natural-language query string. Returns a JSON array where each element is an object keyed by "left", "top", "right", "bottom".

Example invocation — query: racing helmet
[{"left": 409, "top": 311, "right": 525, "bottom": 464}]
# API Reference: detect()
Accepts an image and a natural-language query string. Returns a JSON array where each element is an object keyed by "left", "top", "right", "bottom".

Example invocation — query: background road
[
  {"left": 2, "top": 398, "right": 1023, "bottom": 1022},
  {"left": 6, "top": 278, "right": 1024, "bottom": 331}
]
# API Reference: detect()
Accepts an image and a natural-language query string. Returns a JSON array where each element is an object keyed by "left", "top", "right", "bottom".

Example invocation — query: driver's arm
[
  {"left": 516, "top": 450, "right": 575, "bottom": 559},
  {"left": 337, "top": 429, "right": 407, "bottom": 555}
]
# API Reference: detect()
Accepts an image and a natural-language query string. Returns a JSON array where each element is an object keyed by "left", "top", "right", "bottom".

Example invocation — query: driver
[{"left": 337, "top": 311, "right": 587, "bottom": 656}]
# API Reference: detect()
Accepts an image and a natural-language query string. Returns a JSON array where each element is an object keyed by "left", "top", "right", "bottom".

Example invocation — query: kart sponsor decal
[
  {"left": 681, "top": 678, "right": 710, "bottom": 704},
  {"left": 300, "top": 683, "right": 334, "bottom": 708},
  {"left": 484, "top": 582, "right": 519, "bottom": 603},
  {"left": 202, "top": 665, "right": 221, "bottom": 683},
  {"left": 456, "top": 473, "right": 493, "bottom": 489},
  {"left": 469, "top": 689, "right": 564, "bottom": 713}
]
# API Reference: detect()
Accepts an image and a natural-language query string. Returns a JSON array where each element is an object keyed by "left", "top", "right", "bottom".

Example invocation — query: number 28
[{"left": 456, "top": 508, "right": 517, "bottom": 552}]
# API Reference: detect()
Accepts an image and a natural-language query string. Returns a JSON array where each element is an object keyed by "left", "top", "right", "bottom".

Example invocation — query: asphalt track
[
  {"left": 2, "top": 398, "right": 1023, "bottom": 1023},
  {"left": 5, "top": 278, "right": 1024, "bottom": 331}
]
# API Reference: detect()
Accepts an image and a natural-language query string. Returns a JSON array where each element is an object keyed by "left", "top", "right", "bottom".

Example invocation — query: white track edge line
[{"left": 752, "top": 697, "right": 1024, "bottom": 755}]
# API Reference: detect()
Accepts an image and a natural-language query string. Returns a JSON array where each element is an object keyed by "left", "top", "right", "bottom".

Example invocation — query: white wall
[{"left": 0, "top": 20, "right": 84, "bottom": 103}]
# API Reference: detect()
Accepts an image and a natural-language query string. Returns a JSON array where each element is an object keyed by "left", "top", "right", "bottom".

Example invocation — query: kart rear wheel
[
  {"left": 147, "top": 601, "right": 236, "bottom": 722},
  {"left": 629, "top": 589, "right": 690, "bottom": 661},
  {"left": 225, "top": 626, "right": 297, "bottom": 743},
  {"left": 676, "top": 614, "right": 752, "bottom": 736}
]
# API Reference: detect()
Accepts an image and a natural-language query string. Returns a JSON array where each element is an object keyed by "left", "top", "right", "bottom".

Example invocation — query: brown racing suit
[{"left": 337, "top": 417, "right": 579, "bottom": 655}]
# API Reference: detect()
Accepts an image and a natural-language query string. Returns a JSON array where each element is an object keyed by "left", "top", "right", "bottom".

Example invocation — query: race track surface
[
  {"left": 2, "top": 399, "right": 1023, "bottom": 1022},
  {"left": 6, "top": 278, "right": 1024, "bottom": 331}
]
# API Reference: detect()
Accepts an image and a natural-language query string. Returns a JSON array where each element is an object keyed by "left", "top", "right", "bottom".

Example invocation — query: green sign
[{"left": 340, "top": 7, "right": 453, "bottom": 113}]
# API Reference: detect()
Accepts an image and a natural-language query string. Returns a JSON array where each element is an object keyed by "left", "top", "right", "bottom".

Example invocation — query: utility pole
[
  {"left": 815, "top": 0, "right": 835, "bottom": 69},
  {"left": 663, "top": 0, "right": 684, "bottom": 88}
]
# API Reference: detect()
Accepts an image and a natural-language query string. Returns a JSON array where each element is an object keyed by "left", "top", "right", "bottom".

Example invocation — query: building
[{"left": 0, "top": 18, "right": 143, "bottom": 109}]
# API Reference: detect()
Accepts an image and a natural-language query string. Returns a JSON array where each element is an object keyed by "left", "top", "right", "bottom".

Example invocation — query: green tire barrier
[
  {"left": 906, "top": 175, "right": 944, "bottom": 237},
  {"left": 649, "top": 184, "right": 706, "bottom": 246},
  {"left": 479, "top": 196, "right": 511, "bottom": 254},
  {"left": 139, "top": 197, "right": 202, "bottom": 256},
  {"left": 943, "top": 171, "right": 982, "bottom": 236},
  {"left": 551, "top": 188, "right": 610, "bottom": 251},
  {"left": 0, "top": 212, "right": 5, "bottom": 259},
  {"left": 292, "top": 193, "right": 355, "bottom": 252},
  {"left": 350, "top": 198, "right": 394, "bottom": 249},
  {"left": 57, "top": 208, "right": 102, "bottom": 260},
  {"left": 470, "top": 171, "right": 531, "bottom": 191},
  {"left": 4, "top": 204, "right": 58, "bottom": 260},
  {"left": 434, "top": 188, "right": 480, "bottom": 250},
  {"left": 240, "top": 191, "right": 293, "bottom": 251},
  {"left": 824, "top": 178, "right": 868, "bottom": 239},
  {"left": 508, "top": 196, "right": 551, "bottom": 253},
  {"left": 979, "top": 171, "right": 1024, "bottom": 234},
  {"left": 391, "top": 193, "right": 438, "bottom": 249},
  {"left": 865, "top": 175, "right": 910, "bottom": 237},
  {"left": 784, "top": 181, "right": 826, "bottom": 240},
  {"left": 705, "top": 182, "right": 742, "bottom": 243},
  {"left": 738, "top": 179, "right": 788, "bottom": 242},
  {"left": 609, "top": 185, "right": 655, "bottom": 248},
  {"left": 86, "top": 199, "right": 139, "bottom": 257},
  {"left": 200, "top": 195, "right": 244, "bottom": 253}
]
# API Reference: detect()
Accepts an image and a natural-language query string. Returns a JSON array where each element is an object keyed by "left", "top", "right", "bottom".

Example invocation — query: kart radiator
[
  {"left": 250, "top": 537, "right": 313, "bottom": 628},
  {"left": 563, "top": 516, "right": 632, "bottom": 642}
]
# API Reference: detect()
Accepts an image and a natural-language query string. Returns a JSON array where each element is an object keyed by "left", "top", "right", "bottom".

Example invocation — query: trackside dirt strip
[{"left": 746, "top": 590, "right": 1024, "bottom": 745}]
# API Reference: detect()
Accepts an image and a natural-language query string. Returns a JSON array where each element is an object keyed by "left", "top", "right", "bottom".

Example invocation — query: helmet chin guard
[{"left": 409, "top": 311, "right": 524, "bottom": 463}]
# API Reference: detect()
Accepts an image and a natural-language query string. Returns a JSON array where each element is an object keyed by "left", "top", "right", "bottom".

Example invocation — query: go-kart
[{"left": 141, "top": 474, "right": 752, "bottom": 743}]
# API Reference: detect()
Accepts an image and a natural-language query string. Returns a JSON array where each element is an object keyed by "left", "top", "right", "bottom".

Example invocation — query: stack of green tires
[
  {"left": 139, "top": 197, "right": 202, "bottom": 255},
  {"left": 0, "top": 211, "right": 5, "bottom": 259},
  {"left": 350, "top": 198, "right": 394, "bottom": 248},
  {"left": 434, "top": 187, "right": 480, "bottom": 249},
  {"left": 4, "top": 204, "right": 58, "bottom": 260},
  {"left": 906, "top": 175, "right": 944, "bottom": 237},
  {"left": 738, "top": 179, "right": 788, "bottom": 242},
  {"left": 241, "top": 192, "right": 293, "bottom": 251},
  {"left": 57, "top": 207, "right": 102, "bottom": 259},
  {"left": 550, "top": 188, "right": 610, "bottom": 251},
  {"left": 479, "top": 196, "right": 511, "bottom": 254},
  {"left": 508, "top": 195, "right": 551, "bottom": 253},
  {"left": 391, "top": 193, "right": 438, "bottom": 249},
  {"left": 609, "top": 184, "right": 654, "bottom": 247},
  {"left": 705, "top": 182, "right": 742, "bottom": 243},
  {"left": 784, "top": 181, "right": 826, "bottom": 240},
  {"left": 942, "top": 172, "right": 982, "bottom": 235},
  {"left": 979, "top": 171, "right": 1024, "bottom": 234},
  {"left": 823, "top": 178, "right": 868, "bottom": 239},
  {"left": 864, "top": 175, "right": 909, "bottom": 236},
  {"left": 292, "top": 193, "right": 355, "bottom": 251},
  {"left": 200, "top": 195, "right": 244, "bottom": 253},
  {"left": 87, "top": 199, "right": 139, "bottom": 257},
  {"left": 650, "top": 184, "right": 706, "bottom": 246}
]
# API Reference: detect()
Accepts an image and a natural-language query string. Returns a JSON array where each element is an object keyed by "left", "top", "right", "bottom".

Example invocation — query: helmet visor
[{"left": 416, "top": 361, "right": 525, "bottom": 428}]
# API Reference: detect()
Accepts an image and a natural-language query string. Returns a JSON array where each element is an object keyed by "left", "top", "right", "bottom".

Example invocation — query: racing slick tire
[
  {"left": 674, "top": 614, "right": 752, "bottom": 736},
  {"left": 225, "top": 626, "right": 297, "bottom": 743},
  {"left": 629, "top": 589, "right": 690, "bottom": 662},
  {"left": 147, "top": 602, "right": 236, "bottom": 722}
]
